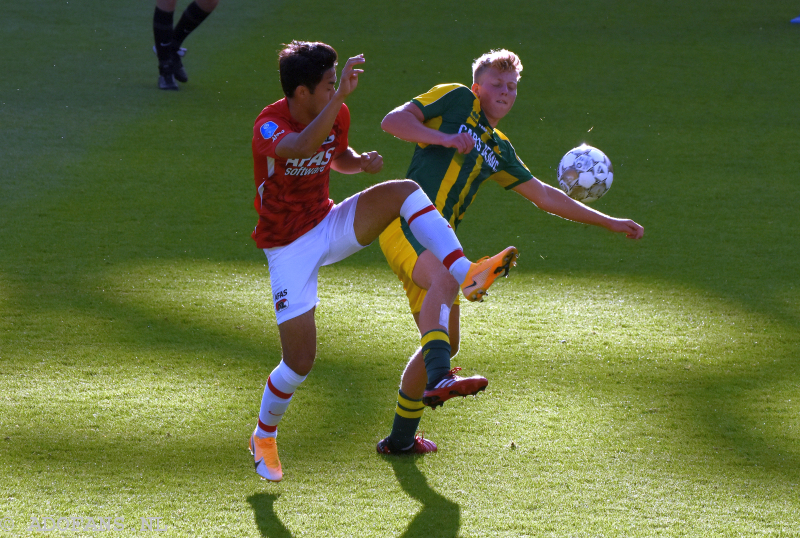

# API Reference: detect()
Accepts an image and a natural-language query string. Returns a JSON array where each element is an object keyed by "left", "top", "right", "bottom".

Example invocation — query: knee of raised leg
[
  {"left": 394, "top": 179, "right": 420, "bottom": 198},
  {"left": 433, "top": 270, "right": 461, "bottom": 301},
  {"left": 369, "top": 179, "right": 418, "bottom": 211},
  {"left": 443, "top": 273, "right": 460, "bottom": 295}
]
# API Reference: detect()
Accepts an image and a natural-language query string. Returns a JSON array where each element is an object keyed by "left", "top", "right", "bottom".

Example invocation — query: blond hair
[{"left": 471, "top": 49, "right": 522, "bottom": 84}]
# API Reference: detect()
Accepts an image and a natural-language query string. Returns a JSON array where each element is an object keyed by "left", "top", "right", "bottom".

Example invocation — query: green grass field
[{"left": 2, "top": 0, "right": 800, "bottom": 536}]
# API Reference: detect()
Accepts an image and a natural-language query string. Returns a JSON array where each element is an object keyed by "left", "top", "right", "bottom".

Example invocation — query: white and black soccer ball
[{"left": 557, "top": 144, "right": 613, "bottom": 203}]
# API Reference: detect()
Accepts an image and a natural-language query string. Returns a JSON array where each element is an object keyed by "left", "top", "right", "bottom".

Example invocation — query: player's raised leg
[{"left": 353, "top": 180, "right": 517, "bottom": 298}]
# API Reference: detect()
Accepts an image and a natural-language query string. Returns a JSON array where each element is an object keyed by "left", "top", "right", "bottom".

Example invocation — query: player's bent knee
[
  {"left": 360, "top": 180, "right": 420, "bottom": 220},
  {"left": 378, "top": 179, "right": 419, "bottom": 200},
  {"left": 430, "top": 270, "right": 460, "bottom": 303},
  {"left": 442, "top": 274, "right": 460, "bottom": 295},
  {"left": 397, "top": 178, "right": 420, "bottom": 192}
]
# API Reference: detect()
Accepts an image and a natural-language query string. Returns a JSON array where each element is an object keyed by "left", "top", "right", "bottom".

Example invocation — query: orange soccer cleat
[
  {"left": 460, "top": 246, "right": 518, "bottom": 302},
  {"left": 249, "top": 432, "right": 283, "bottom": 482}
]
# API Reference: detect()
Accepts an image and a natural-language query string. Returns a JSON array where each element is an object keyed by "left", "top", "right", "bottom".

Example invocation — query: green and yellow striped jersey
[{"left": 404, "top": 83, "right": 533, "bottom": 232}]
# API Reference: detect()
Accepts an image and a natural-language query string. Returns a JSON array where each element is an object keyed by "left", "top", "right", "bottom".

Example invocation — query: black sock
[
  {"left": 153, "top": 7, "right": 175, "bottom": 63},
  {"left": 173, "top": 1, "right": 211, "bottom": 48}
]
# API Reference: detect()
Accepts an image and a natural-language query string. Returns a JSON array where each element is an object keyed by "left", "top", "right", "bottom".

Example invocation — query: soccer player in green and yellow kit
[{"left": 376, "top": 49, "right": 644, "bottom": 455}]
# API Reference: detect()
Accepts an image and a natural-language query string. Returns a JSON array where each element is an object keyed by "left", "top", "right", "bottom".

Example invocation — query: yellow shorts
[{"left": 379, "top": 217, "right": 460, "bottom": 314}]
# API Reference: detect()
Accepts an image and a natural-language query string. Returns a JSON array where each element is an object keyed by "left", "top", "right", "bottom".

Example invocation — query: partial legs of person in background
[{"left": 152, "top": 0, "right": 220, "bottom": 90}]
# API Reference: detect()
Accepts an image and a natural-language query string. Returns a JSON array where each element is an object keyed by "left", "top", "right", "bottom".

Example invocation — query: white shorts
[{"left": 264, "top": 193, "right": 365, "bottom": 324}]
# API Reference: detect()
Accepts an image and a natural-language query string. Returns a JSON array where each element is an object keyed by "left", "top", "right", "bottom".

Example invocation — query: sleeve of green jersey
[
  {"left": 411, "top": 84, "right": 473, "bottom": 122},
  {"left": 490, "top": 137, "right": 534, "bottom": 190}
]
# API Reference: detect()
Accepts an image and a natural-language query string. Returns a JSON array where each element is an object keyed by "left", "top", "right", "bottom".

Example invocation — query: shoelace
[{"left": 446, "top": 366, "right": 462, "bottom": 378}]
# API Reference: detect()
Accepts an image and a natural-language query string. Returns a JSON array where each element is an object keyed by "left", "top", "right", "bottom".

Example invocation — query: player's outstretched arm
[
  {"left": 381, "top": 102, "right": 475, "bottom": 154},
  {"left": 513, "top": 178, "right": 644, "bottom": 239}
]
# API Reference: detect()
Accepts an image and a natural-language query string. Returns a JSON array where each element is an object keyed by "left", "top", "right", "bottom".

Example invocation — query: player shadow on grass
[
  {"left": 247, "top": 493, "right": 292, "bottom": 538},
  {"left": 389, "top": 458, "right": 460, "bottom": 538},
  {"left": 245, "top": 463, "right": 460, "bottom": 538}
]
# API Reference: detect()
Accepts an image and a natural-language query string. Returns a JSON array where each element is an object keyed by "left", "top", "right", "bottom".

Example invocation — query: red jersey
[{"left": 251, "top": 98, "right": 350, "bottom": 248}]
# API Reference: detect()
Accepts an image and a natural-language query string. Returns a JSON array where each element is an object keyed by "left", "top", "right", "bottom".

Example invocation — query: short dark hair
[{"left": 278, "top": 41, "right": 338, "bottom": 98}]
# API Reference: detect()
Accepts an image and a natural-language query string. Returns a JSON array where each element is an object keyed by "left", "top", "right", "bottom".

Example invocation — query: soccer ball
[{"left": 557, "top": 144, "right": 613, "bottom": 203}]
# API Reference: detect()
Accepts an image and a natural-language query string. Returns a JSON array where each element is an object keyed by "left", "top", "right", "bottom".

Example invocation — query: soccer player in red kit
[{"left": 247, "top": 41, "right": 520, "bottom": 481}]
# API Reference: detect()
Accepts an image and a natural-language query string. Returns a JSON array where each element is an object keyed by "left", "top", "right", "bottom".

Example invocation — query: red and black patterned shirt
[{"left": 251, "top": 98, "right": 350, "bottom": 248}]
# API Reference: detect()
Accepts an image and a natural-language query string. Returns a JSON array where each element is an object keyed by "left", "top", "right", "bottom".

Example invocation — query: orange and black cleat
[
  {"left": 460, "top": 246, "right": 518, "bottom": 302},
  {"left": 249, "top": 431, "right": 283, "bottom": 481}
]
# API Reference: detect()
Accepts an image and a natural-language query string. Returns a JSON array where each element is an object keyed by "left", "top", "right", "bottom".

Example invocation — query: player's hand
[
  {"left": 360, "top": 151, "right": 383, "bottom": 174},
  {"left": 609, "top": 218, "right": 644, "bottom": 239},
  {"left": 336, "top": 54, "right": 365, "bottom": 98},
  {"left": 441, "top": 132, "right": 475, "bottom": 154}
]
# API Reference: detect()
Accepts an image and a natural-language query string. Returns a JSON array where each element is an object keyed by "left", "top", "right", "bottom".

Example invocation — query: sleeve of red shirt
[
  {"left": 253, "top": 116, "right": 292, "bottom": 158},
  {"left": 335, "top": 104, "right": 350, "bottom": 155},
  {"left": 253, "top": 103, "right": 350, "bottom": 158}
]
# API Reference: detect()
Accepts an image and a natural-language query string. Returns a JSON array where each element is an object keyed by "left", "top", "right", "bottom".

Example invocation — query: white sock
[
  {"left": 256, "top": 360, "right": 308, "bottom": 438},
  {"left": 400, "top": 189, "right": 471, "bottom": 283},
  {"left": 447, "top": 257, "right": 471, "bottom": 284}
]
